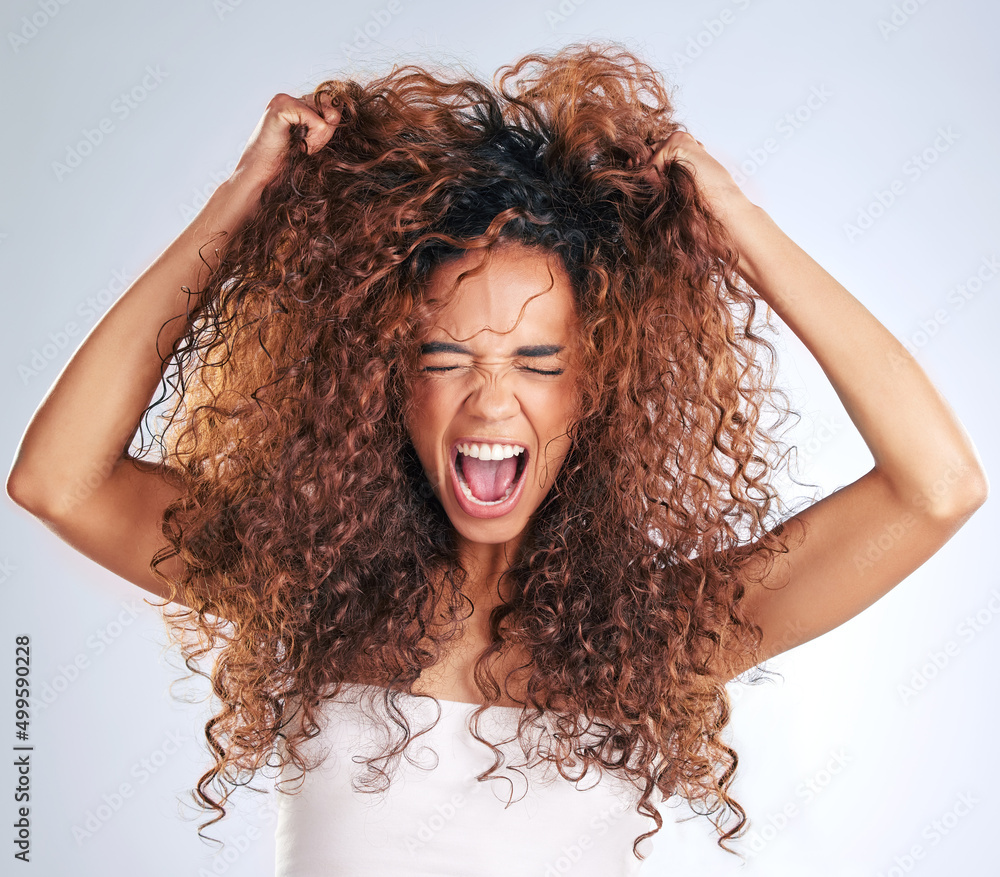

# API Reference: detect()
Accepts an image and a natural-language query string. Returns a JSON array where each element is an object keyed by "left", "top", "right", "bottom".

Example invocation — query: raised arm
[
  {"left": 647, "top": 132, "right": 989, "bottom": 679},
  {"left": 5, "top": 93, "right": 340, "bottom": 607}
]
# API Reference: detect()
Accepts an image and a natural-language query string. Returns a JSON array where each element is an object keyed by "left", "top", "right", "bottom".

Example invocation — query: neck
[{"left": 453, "top": 531, "right": 524, "bottom": 608}]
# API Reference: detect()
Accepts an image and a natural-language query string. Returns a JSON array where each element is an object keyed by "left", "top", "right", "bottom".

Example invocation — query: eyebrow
[{"left": 419, "top": 341, "right": 565, "bottom": 357}]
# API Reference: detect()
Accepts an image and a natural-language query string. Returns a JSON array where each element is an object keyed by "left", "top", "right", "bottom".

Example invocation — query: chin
[{"left": 448, "top": 515, "right": 527, "bottom": 546}]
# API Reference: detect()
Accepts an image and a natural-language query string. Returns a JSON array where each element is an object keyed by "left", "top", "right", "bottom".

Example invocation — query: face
[{"left": 405, "top": 242, "right": 583, "bottom": 554}]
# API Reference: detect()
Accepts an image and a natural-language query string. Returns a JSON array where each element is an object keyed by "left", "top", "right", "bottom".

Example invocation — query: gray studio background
[{"left": 2, "top": 0, "right": 997, "bottom": 875}]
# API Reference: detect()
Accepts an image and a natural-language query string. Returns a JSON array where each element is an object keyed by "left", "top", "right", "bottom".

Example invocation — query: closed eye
[{"left": 421, "top": 366, "right": 565, "bottom": 375}]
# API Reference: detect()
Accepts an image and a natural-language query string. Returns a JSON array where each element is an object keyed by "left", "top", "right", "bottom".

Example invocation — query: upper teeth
[{"left": 456, "top": 442, "right": 525, "bottom": 461}]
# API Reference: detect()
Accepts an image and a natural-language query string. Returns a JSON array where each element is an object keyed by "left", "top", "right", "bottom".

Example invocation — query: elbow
[
  {"left": 6, "top": 466, "right": 30, "bottom": 507},
  {"left": 961, "top": 469, "right": 990, "bottom": 512},
  {"left": 929, "top": 464, "right": 990, "bottom": 520},
  {"left": 5, "top": 467, "right": 52, "bottom": 518}
]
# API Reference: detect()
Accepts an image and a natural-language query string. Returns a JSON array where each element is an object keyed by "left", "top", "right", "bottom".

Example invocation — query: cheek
[
  {"left": 405, "top": 383, "right": 449, "bottom": 453},
  {"left": 539, "top": 379, "right": 580, "bottom": 424},
  {"left": 529, "top": 396, "right": 576, "bottom": 468}
]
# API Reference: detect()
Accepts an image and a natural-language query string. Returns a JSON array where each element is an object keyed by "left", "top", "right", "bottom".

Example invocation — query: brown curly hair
[{"left": 135, "top": 41, "right": 802, "bottom": 862}]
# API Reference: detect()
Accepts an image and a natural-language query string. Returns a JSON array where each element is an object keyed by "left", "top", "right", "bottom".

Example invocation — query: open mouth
[{"left": 452, "top": 442, "right": 529, "bottom": 507}]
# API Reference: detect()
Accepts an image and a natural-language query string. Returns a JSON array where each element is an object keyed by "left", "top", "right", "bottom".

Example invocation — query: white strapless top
[{"left": 273, "top": 683, "right": 662, "bottom": 876}]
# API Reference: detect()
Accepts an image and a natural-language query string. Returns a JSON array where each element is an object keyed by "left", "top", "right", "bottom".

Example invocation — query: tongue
[{"left": 462, "top": 455, "right": 518, "bottom": 502}]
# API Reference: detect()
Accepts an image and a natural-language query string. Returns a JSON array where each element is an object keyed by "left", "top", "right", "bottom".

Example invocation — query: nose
[{"left": 463, "top": 366, "right": 520, "bottom": 422}]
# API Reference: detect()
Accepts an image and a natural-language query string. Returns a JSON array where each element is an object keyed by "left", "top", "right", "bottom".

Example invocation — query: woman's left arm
[{"left": 648, "top": 132, "right": 990, "bottom": 679}]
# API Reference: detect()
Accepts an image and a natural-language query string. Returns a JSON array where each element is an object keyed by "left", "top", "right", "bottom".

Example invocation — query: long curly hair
[{"left": 136, "top": 41, "right": 801, "bottom": 862}]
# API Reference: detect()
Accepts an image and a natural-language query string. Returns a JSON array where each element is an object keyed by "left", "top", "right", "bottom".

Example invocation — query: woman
[{"left": 6, "top": 42, "right": 987, "bottom": 874}]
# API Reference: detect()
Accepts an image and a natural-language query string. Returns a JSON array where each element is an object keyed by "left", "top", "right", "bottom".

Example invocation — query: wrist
[
  {"left": 715, "top": 202, "right": 786, "bottom": 296},
  {"left": 220, "top": 168, "right": 269, "bottom": 207},
  {"left": 708, "top": 186, "right": 759, "bottom": 226},
  {"left": 195, "top": 172, "right": 267, "bottom": 234}
]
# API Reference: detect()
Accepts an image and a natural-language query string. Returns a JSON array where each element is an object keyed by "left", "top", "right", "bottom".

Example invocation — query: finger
[
  {"left": 285, "top": 97, "right": 339, "bottom": 155},
  {"left": 312, "top": 89, "right": 341, "bottom": 120},
  {"left": 311, "top": 93, "right": 343, "bottom": 143},
  {"left": 649, "top": 141, "right": 673, "bottom": 168}
]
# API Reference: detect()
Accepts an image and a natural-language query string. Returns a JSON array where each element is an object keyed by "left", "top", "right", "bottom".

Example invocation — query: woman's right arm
[{"left": 5, "top": 93, "right": 339, "bottom": 607}]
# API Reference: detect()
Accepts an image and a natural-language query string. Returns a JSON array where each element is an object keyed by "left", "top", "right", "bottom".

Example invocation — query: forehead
[{"left": 420, "top": 245, "right": 578, "bottom": 346}]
